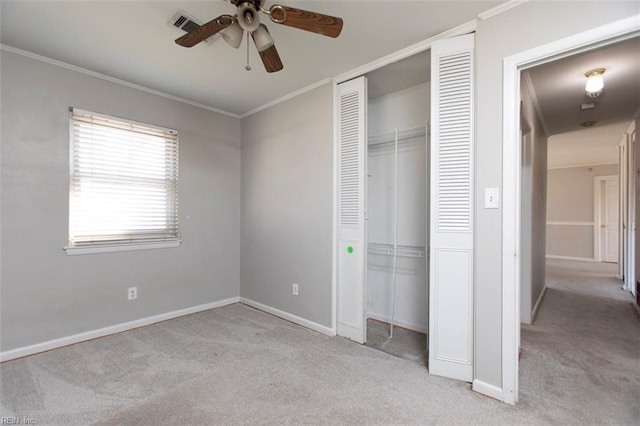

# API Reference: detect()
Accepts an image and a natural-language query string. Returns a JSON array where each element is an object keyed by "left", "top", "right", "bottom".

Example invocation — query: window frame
[{"left": 64, "top": 108, "right": 181, "bottom": 255}]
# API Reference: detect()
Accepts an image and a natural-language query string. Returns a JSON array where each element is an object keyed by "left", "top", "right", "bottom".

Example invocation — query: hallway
[{"left": 519, "top": 259, "right": 639, "bottom": 423}]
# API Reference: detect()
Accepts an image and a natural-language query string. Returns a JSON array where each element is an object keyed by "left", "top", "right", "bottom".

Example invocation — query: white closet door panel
[
  {"left": 337, "top": 76, "right": 367, "bottom": 344},
  {"left": 432, "top": 249, "right": 473, "bottom": 362},
  {"left": 429, "top": 33, "right": 474, "bottom": 382},
  {"left": 337, "top": 240, "right": 364, "bottom": 341}
]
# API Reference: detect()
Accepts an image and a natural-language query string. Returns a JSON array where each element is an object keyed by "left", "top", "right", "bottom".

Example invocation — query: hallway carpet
[
  {"left": 518, "top": 259, "right": 639, "bottom": 424},
  {"left": 1, "top": 260, "right": 638, "bottom": 424}
]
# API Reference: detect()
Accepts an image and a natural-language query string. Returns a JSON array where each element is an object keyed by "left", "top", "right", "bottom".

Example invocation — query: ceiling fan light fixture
[
  {"left": 222, "top": 21, "right": 243, "bottom": 49},
  {"left": 252, "top": 24, "right": 274, "bottom": 52},
  {"left": 237, "top": 2, "right": 260, "bottom": 32},
  {"left": 585, "top": 68, "right": 605, "bottom": 97}
]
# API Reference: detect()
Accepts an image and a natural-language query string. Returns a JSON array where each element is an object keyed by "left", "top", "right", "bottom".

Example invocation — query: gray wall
[
  {"left": 1, "top": 51, "right": 241, "bottom": 352},
  {"left": 520, "top": 73, "right": 547, "bottom": 325},
  {"left": 474, "top": 0, "right": 637, "bottom": 388},
  {"left": 240, "top": 84, "right": 334, "bottom": 327},
  {"left": 3, "top": 0, "right": 637, "bottom": 395},
  {"left": 546, "top": 164, "right": 618, "bottom": 259}
]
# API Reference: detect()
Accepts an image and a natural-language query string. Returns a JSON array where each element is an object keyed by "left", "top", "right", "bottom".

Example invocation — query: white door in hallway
[{"left": 600, "top": 177, "right": 619, "bottom": 263}]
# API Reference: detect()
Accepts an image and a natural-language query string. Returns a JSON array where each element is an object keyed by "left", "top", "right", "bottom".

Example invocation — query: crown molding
[
  {"left": 478, "top": 0, "right": 529, "bottom": 21},
  {"left": 522, "top": 71, "right": 551, "bottom": 136},
  {"left": 0, "top": 44, "right": 242, "bottom": 119},
  {"left": 240, "top": 78, "right": 332, "bottom": 119},
  {"left": 333, "top": 19, "right": 477, "bottom": 85}
]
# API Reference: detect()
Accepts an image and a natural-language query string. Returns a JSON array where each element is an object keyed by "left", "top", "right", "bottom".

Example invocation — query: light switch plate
[{"left": 485, "top": 188, "right": 499, "bottom": 209}]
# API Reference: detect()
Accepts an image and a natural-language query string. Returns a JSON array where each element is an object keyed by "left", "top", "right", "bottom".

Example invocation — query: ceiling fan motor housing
[{"left": 237, "top": 2, "right": 261, "bottom": 32}]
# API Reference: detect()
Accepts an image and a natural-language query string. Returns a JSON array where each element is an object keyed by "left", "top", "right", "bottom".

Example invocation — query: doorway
[
  {"left": 502, "top": 16, "right": 640, "bottom": 405},
  {"left": 595, "top": 175, "right": 619, "bottom": 263}
]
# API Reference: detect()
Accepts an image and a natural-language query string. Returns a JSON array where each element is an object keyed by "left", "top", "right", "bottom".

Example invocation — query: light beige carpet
[{"left": 1, "top": 260, "right": 638, "bottom": 424}]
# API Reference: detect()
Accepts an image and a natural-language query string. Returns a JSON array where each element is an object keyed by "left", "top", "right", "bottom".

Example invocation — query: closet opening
[{"left": 363, "top": 51, "right": 430, "bottom": 366}]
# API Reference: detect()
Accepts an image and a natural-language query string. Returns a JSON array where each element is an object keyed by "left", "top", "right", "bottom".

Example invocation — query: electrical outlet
[
  {"left": 292, "top": 283, "right": 299, "bottom": 296},
  {"left": 128, "top": 287, "right": 137, "bottom": 300}
]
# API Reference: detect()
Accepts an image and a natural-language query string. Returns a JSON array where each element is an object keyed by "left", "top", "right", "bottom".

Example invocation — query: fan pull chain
[{"left": 245, "top": 32, "right": 252, "bottom": 71}]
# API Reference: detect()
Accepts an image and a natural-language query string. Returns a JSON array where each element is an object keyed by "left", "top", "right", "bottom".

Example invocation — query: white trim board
[
  {"left": 522, "top": 71, "right": 550, "bottom": 136},
  {"left": 0, "top": 44, "right": 241, "bottom": 119},
  {"left": 548, "top": 162, "right": 617, "bottom": 170},
  {"left": 472, "top": 379, "right": 503, "bottom": 401},
  {"left": 531, "top": 286, "right": 547, "bottom": 323},
  {"left": 0, "top": 297, "right": 240, "bottom": 362},
  {"left": 546, "top": 221, "right": 594, "bottom": 226},
  {"left": 333, "top": 20, "right": 477, "bottom": 85},
  {"left": 502, "top": 13, "right": 640, "bottom": 406},
  {"left": 331, "top": 81, "right": 339, "bottom": 334},
  {"left": 240, "top": 78, "right": 331, "bottom": 118},
  {"left": 240, "top": 298, "right": 335, "bottom": 337},
  {"left": 546, "top": 255, "right": 596, "bottom": 262},
  {"left": 478, "top": 0, "right": 529, "bottom": 21}
]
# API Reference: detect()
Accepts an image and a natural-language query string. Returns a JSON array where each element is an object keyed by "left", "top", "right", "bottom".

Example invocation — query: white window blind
[{"left": 68, "top": 108, "right": 180, "bottom": 249}]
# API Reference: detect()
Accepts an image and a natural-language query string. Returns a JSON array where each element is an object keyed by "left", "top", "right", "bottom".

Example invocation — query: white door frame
[
  {"left": 501, "top": 15, "right": 640, "bottom": 405},
  {"left": 594, "top": 175, "right": 619, "bottom": 263},
  {"left": 625, "top": 129, "right": 636, "bottom": 294},
  {"left": 618, "top": 141, "right": 626, "bottom": 279},
  {"left": 627, "top": 123, "right": 637, "bottom": 296}
]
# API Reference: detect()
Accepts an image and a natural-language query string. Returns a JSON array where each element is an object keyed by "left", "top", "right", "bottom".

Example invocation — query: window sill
[{"left": 64, "top": 241, "right": 181, "bottom": 256}]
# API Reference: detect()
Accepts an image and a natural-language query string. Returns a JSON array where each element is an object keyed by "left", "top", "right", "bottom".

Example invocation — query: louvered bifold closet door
[
  {"left": 429, "top": 34, "right": 475, "bottom": 382},
  {"left": 337, "top": 76, "right": 367, "bottom": 343}
]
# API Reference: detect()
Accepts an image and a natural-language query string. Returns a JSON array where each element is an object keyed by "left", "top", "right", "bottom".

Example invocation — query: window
[{"left": 66, "top": 108, "right": 180, "bottom": 254}]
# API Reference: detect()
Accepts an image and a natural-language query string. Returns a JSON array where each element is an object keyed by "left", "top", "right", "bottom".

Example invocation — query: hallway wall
[
  {"left": 520, "top": 73, "right": 547, "bottom": 325},
  {"left": 546, "top": 164, "right": 618, "bottom": 261}
]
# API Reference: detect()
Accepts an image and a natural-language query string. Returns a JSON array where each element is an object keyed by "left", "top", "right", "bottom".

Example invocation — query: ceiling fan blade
[
  {"left": 175, "top": 15, "right": 233, "bottom": 47},
  {"left": 271, "top": 6, "right": 343, "bottom": 38},
  {"left": 258, "top": 44, "right": 284, "bottom": 73}
]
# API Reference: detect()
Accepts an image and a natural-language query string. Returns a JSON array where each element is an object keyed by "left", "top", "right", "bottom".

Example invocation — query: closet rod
[
  {"left": 390, "top": 128, "right": 399, "bottom": 339},
  {"left": 368, "top": 126, "right": 427, "bottom": 147},
  {"left": 367, "top": 243, "right": 426, "bottom": 258}
]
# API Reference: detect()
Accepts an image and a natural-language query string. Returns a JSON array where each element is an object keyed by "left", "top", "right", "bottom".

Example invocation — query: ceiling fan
[{"left": 175, "top": 0, "right": 344, "bottom": 73}]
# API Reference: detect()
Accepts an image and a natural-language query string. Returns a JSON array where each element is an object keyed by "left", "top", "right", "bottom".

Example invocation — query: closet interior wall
[{"left": 366, "top": 81, "right": 430, "bottom": 333}]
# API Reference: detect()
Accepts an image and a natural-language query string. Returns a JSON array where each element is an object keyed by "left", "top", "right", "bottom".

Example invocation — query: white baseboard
[
  {"left": 0, "top": 297, "right": 240, "bottom": 362},
  {"left": 366, "top": 312, "right": 428, "bottom": 334},
  {"left": 240, "top": 297, "right": 335, "bottom": 337},
  {"left": 546, "top": 255, "right": 596, "bottom": 262},
  {"left": 531, "top": 286, "right": 547, "bottom": 323},
  {"left": 472, "top": 379, "right": 503, "bottom": 401}
]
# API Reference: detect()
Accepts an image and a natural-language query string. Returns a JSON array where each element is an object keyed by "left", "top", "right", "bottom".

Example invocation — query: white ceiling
[
  {"left": 547, "top": 122, "right": 629, "bottom": 169},
  {"left": 526, "top": 36, "right": 640, "bottom": 169},
  {"left": 0, "top": 1, "right": 500, "bottom": 116}
]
